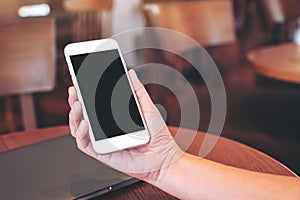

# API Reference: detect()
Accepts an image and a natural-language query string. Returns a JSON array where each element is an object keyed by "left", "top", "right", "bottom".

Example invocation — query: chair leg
[
  {"left": 4, "top": 96, "right": 16, "bottom": 132},
  {"left": 20, "top": 94, "right": 37, "bottom": 130}
]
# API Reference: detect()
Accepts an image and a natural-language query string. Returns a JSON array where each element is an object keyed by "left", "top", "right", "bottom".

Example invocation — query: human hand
[{"left": 68, "top": 70, "right": 184, "bottom": 183}]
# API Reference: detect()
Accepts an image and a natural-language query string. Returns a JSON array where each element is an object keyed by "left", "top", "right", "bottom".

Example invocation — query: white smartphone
[{"left": 64, "top": 39, "right": 150, "bottom": 154}]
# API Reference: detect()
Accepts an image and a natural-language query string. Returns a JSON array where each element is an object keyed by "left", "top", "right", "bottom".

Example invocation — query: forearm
[{"left": 149, "top": 153, "right": 300, "bottom": 200}]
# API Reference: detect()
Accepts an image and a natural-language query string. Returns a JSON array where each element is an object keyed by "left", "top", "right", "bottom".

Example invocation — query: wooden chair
[
  {"left": 142, "top": 0, "right": 178, "bottom": 3},
  {"left": 63, "top": 0, "right": 113, "bottom": 41},
  {"left": 263, "top": 0, "right": 300, "bottom": 23},
  {"left": 262, "top": 0, "right": 300, "bottom": 43},
  {"left": 0, "top": 0, "right": 19, "bottom": 24},
  {"left": 141, "top": 0, "right": 237, "bottom": 73},
  {"left": 0, "top": 19, "right": 56, "bottom": 132},
  {"left": 142, "top": 0, "right": 235, "bottom": 46},
  {"left": 140, "top": 0, "right": 237, "bottom": 106}
]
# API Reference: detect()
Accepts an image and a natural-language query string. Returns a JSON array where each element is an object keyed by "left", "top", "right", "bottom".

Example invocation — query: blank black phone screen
[{"left": 70, "top": 50, "right": 145, "bottom": 141}]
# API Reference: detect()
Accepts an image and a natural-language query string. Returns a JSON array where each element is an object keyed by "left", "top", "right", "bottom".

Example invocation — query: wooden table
[
  {"left": 0, "top": 126, "right": 297, "bottom": 199},
  {"left": 247, "top": 43, "right": 300, "bottom": 84}
]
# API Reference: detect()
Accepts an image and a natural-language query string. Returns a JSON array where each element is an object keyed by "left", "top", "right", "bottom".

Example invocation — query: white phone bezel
[{"left": 64, "top": 39, "right": 150, "bottom": 154}]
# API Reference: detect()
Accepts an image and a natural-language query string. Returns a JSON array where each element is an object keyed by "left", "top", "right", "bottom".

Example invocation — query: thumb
[{"left": 128, "top": 69, "right": 167, "bottom": 135}]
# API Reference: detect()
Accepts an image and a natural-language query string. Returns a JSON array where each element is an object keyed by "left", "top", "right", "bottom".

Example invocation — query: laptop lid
[{"left": 0, "top": 135, "right": 138, "bottom": 200}]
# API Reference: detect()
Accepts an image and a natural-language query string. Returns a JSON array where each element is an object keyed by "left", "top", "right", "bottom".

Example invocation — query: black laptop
[{"left": 0, "top": 134, "right": 139, "bottom": 200}]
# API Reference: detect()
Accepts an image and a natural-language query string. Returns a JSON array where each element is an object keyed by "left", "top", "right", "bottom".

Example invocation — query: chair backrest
[
  {"left": 63, "top": 0, "right": 113, "bottom": 12},
  {"left": 0, "top": 19, "right": 56, "bottom": 131},
  {"left": 281, "top": 0, "right": 300, "bottom": 19},
  {"left": 262, "top": 0, "right": 300, "bottom": 42},
  {"left": 142, "top": 0, "right": 236, "bottom": 47},
  {"left": 0, "top": 19, "right": 56, "bottom": 95},
  {"left": 0, "top": 0, "right": 19, "bottom": 24},
  {"left": 143, "top": 0, "right": 177, "bottom": 3},
  {"left": 263, "top": 0, "right": 300, "bottom": 23},
  {"left": 63, "top": 0, "right": 113, "bottom": 41}
]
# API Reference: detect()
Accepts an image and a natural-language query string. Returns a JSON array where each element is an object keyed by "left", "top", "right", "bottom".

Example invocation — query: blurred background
[{"left": 0, "top": 0, "right": 299, "bottom": 174}]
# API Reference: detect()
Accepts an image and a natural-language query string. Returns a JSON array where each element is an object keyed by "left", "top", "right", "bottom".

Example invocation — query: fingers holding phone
[{"left": 64, "top": 39, "right": 150, "bottom": 154}]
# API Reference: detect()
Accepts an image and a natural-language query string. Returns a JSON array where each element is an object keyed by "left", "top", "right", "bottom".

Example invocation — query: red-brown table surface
[{"left": 0, "top": 126, "right": 297, "bottom": 199}]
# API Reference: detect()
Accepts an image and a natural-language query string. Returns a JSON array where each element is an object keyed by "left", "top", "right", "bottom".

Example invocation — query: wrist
[
  {"left": 149, "top": 152, "right": 189, "bottom": 187},
  {"left": 148, "top": 153, "right": 205, "bottom": 200},
  {"left": 126, "top": 147, "right": 185, "bottom": 183}
]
